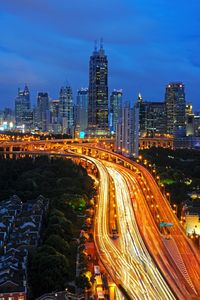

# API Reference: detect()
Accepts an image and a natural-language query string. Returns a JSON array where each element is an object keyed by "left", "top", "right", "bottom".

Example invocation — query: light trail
[
  {"left": 113, "top": 162, "right": 200, "bottom": 299},
  {"left": 106, "top": 166, "right": 176, "bottom": 300}
]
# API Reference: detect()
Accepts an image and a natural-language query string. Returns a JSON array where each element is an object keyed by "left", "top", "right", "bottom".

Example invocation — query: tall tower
[
  {"left": 49, "top": 99, "right": 62, "bottom": 134},
  {"left": 88, "top": 41, "right": 108, "bottom": 136},
  {"left": 15, "top": 84, "right": 31, "bottom": 129},
  {"left": 165, "top": 83, "right": 186, "bottom": 136},
  {"left": 116, "top": 101, "right": 135, "bottom": 157},
  {"left": 110, "top": 89, "right": 123, "bottom": 134},
  {"left": 37, "top": 92, "right": 49, "bottom": 132},
  {"left": 76, "top": 88, "right": 88, "bottom": 136},
  {"left": 59, "top": 85, "right": 74, "bottom": 135}
]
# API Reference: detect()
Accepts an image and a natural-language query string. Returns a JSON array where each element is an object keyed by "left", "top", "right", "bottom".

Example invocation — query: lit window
[
  {"left": 8, "top": 298, "right": 14, "bottom": 300},
  {"left": 18, "top": 297, "right": 24, "bottom": 300}
]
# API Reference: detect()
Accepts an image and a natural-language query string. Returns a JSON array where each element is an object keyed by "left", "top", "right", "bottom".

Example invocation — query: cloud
[{"left": 0, "top": 0, "right": 200, "bottom": 109}]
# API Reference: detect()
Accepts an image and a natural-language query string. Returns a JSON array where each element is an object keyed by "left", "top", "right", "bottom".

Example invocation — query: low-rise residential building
[{"left": 0, "top": 195, "right": 49, "bottom": 300}]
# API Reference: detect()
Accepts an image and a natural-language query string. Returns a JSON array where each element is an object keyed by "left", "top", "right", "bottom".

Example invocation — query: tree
[
  {"left": 76, "top": 274, "right": 91, "bottom": 289},
  {"left": 30, "top": 246, "right": 69, "bottom": 298},
  {"left": 45, "top": 234, "right": 70, "bottom": 256}
]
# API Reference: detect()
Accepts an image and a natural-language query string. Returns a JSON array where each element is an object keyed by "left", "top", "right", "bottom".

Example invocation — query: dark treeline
[
  {"left": 0, "top": 156, "right": 94, "bottom": 202},
  {"left": 141, "top": 147, "right": 200, "bottom": 205}
]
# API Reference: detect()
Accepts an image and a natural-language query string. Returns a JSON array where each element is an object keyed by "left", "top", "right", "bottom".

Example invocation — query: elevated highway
[{"left": 0, "top": 139, "right": 200, "bottom": 299}]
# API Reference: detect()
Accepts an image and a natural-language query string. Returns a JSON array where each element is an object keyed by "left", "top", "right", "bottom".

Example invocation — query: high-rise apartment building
[
  {"left": 165, "top": 83, "right": 186, "bottom": 136},
  {"left": 133, "top": 97, "right": 140, "bottom": 157},
  {"left": 76, "top": 88, "right": 88, "bottom": 136},
  {"left": 186, "top": 103, "right": 195, "bottom": 136},
  {"left": 59, "top": 85, "right": 74, "bottom": 135},
  {"left": 116, "top": 102, "right": 136, "bottom": 157},
  {"left": 88, "top": 42, "right": 108, "bottom": 136},
  {"left": 15, "top": 84, "right": 32, "bottom": 130},
  {"left": 109, "top": 89, "right": 122, "bottom": 134},
  {"left": 49, "top": 100, "right": 61, "bottom": 134},
  {"left": 37, "top": 92, "right": 49, "bottom": 132},
  {"left": 139, "top": 102, "right": 166, "bottom": 137}
]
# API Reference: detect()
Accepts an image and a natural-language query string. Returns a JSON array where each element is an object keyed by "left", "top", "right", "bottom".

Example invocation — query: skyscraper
[
  {"left": 88, "top": 41, "right": 108, "bottom": 136},
  {"left": 37, "top": 92, "right": 49, "bottom": 132},
  {"left": 185, "top": 103, "right": 195, "bottom": 136},
  {"left": 109, "top": 89, "right": 122, "bottom": 134},
  {"left": 15, "top": 84, "right": 32, "bottom": 130},
  {"left": 59, "top": 85, "right": 74, "bottom": 135},
  {"left": 76, "top": 88, "right": 88, "bottom": 136},
  {"left": 138, "top": 99, "right": 166, "bottom": 137},
  {"left": 49, "top": 100, "right": 62, "bottom": 134},
  {"left": 116, "top": 101, "right": 135, "bottom": 157},
  {"left": 165, "top": 83, "right": 186, "bottom": 136}
]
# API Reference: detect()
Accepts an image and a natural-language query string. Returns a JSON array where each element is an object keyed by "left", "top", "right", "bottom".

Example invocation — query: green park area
[{"left": 141, "top": 147, "right": 200, "bottom": 206}]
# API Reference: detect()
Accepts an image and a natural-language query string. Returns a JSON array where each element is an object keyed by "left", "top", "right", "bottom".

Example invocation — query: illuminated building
[
  {"left": 109, "top": 89, "right": 122, "bottom": 134},
  {"left": 116, "top": 101, "right": 135, "bottom": 157},
  {"left": 15, "top": 84, "right": 32, "bottom": 130},
  {"left": 36, "top": 92, "right": 49, "bottom": 132},
  {"left": 133, "top": 96, "right": 140, "bottom": 157},
  {"left": 59, "top": 85, "right": 74, "bottom": 136},
  {"left": 138, "top": 94, "right": 166, "bottom": 137},
  {"left": 75, "top": 88, "right": 88, "bottom": 137},
  {"left": 49, "top": 99, "right": 62, "bottom": 134},
  {"left": 186, "top": 103, "right": 195, "bottom": 136},
  {"left": 88, "top": 41, "right": 108, "bottom": 136},
  {"left": 165, "top": 82, "right": 186, "bottom": 136},
  {"left": 194, "top": 113, "right": 200, "bottom": 136},
  {"left": 182, "top": 199, "right": 200, "bottom": 236}
]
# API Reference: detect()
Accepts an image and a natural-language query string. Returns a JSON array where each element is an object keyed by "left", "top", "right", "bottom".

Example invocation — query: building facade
[
  {"left": 75, "top": 88, "right": 88, "bottom": 137},
  {"left": 116, "top": 102, "right": 135, "bottom": 157},
  {"left": 59, "top": 85, "right": 74, "bottom": 136},
  {"left": 36, "top": 92, "right": 49, "bottom": 132},
  {"left": 109, "top": 89, "right": 122, "bottom": 134},
  {"left": 49, "top": 100, "right": 62, "bottom": 134},
  {"left": 165, "top": 83, "right": 186, "bottom": 136},
  {"left": 15, "top": 85, "right": 32, "bottom": 131},
  {"left": 88, "top": 42, "right": 108, "bottom": 136}
]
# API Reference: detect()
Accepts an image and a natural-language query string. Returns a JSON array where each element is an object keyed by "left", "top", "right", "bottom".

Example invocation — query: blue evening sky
[{"left": 0, "top": 0, "right": 200, "bottom": 110}]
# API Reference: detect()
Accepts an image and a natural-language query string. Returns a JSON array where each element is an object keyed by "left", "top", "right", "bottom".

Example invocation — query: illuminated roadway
[
  {"left": 1, "top": 141, "right": 200, "bottom": 299},
  {"left": 82, "top": 156, "right": 176, "bottom": 300},
  {"left": 106, "top": 165, "right": 176, "bottom": 300},
  {"left": 106, "top": 161, "right": 200, "bottom": 300}
]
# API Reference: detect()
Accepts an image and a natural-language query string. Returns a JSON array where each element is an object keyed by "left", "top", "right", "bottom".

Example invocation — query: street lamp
[{"left": 172, "top": 204, "right": 177, "bottom": 215}]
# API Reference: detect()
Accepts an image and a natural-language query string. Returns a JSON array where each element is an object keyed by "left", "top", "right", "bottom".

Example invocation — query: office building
[
  {"left": 49, "top": 99, "right": 62, "bottom": 134},
  {"left": 88, "top": 41, "right": 108, "bottom": 136},
  {"left": 133, "top": 97, "right": 140, "bottom": 157},
  {"left": 36, "top": 92, "right": 49, "bottom": 132},
  {"left": 165, "top": 82, "right": 186, "bottom": 136},
  {"left": 109, "top": 89, "right": 123, "bottom": 134},
  {"left": 15, "top": 84, "right": 32, "bottom": 130},
  {"left": 76, "top": 88, "right": 88, "bottom": 137},
  {"left": 194, "top": 112, "right": 200, "bottom": 136},
  {"left": 59, "top": 85, "right": 74, "bottom": 135},
  {"left": 139, "top": 100, "right": 166, "bottom": 137},
  {"left": 186, "top": 103, "right": 195, "bottom": 136},
  {"left": 116, "top": 102, "right": 135, "bottom": 157}
]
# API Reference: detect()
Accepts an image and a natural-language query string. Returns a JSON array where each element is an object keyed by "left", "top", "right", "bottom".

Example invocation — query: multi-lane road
[
  {"left": 90, "top": 154, "right": 200, "bottom": 299},
  {"left": 89, "top": 156, "right": 175, "bottom": 299}
]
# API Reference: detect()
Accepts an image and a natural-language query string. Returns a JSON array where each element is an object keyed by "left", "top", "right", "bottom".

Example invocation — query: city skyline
[{"left": 1, "top": 0, "right": 200, "bottom": 110}]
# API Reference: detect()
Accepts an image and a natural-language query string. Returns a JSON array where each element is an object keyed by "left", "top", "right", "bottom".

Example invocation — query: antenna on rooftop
[{"left": 100, "top": 37, "right": 104, "bottom": 50}]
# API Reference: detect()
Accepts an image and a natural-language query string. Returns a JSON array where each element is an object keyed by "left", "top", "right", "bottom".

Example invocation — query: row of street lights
[{"left": 137, "top": 155, "right": 179, "bottom": 218}]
